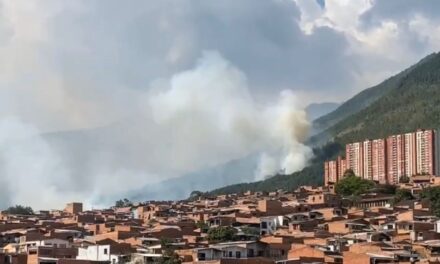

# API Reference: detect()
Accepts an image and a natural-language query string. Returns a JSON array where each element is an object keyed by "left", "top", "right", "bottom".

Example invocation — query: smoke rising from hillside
[{"left": 0, "top": 51, "right": 311, "bottom": 209}]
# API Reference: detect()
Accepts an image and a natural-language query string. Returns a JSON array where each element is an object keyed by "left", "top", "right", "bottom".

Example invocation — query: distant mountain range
[
  {"left": 208, "top": 51, "right": 440, "bottom": 196},
  {"left": 306, "top": 102, "right": 340, "bottom": 136},
  {"left": 306, "top": 102, "right": 340, "bottom": 122},
  {"left": 128, "top": 154, "right": 259, "bottom": 201},
  {"left": 40, "top": 52, "right": 440, "bottom": 201}
]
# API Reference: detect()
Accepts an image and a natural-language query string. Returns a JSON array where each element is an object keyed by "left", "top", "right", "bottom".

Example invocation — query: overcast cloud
[{"left": 1, "top": 0, "right": 440, "bottom": 209}]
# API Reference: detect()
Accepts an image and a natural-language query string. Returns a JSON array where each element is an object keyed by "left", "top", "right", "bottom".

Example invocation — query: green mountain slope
[
  {"left": 328, "top": 51, "right": 440, "bottom": 145},
  {"left": 207, "top": 142, "right": 343, "bottom": 195},
  {"left": 207, "top": 52, "right": 440, "bottom": 196},
  {"left": 311, "top": 52, "right": 438, "bottom": 142}
]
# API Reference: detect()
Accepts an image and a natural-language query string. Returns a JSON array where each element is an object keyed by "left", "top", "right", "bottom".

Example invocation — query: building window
[
  {"left": 261, "top": 222, "right": 267, "bottom": 229},
  {"left": 235, "top": 251, "right": 241, "bottom": 259},
  {"left": 104, "top": 248, "right": 108, "bottom": 255},
  {"left": 228, "top": 251, "right": 232, "bottom": 258}
]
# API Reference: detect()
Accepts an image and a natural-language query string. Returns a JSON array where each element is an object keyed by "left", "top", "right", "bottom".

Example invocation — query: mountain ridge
[
  {"left": 207, "top": 51, "right": 440, "bottom": 196},
  {"left": 311, "top": 52, "right": 439, "bottom": 145}
]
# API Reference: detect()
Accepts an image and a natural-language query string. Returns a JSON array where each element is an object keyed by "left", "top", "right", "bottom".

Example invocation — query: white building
[
  {"left": 77, "top": 244, "right": 131, "bottom": 264},
  {"left": 260, "top": 216, "right": 285, "bottom": 235}
]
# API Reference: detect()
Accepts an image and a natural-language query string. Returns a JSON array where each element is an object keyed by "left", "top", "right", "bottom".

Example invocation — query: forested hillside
[
  {"left": 311, "top": 52, "right": 439, "bottom": 144},
  {"left": 206, "top": 52, "right": 440, "bottom": 196},
  {"left": 327, "top": 52, "right": 440, "bottom": 145}
]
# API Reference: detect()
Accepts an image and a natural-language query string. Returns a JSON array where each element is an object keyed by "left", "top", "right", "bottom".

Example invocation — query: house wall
[
  {"left": 287, "top": 245, "right": 324, "bottom": 262},
  {"left": 260, "top": 216, "right": 284, "bottom": 235},
  {"left": 326, "top": 221, "right": 349, "bottom": 234},
  {"left": 343, "top": 252, "right": 371, "bottom": 264},
  {"left": 77, "top": 245, "right": 111, "bottom": 261}
]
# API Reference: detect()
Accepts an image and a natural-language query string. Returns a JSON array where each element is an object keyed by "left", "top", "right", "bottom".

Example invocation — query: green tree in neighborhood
[
  {"left": 420, "top": 187, "right": 440, "bottom": 217},
  {"left": 115, "top": 198, "right": 133, "bottom": 208},
  {"left": 393, "top": 189, "right": 414, "bottom": 204},
  {"left": 207, "top": 226, "right": 237, "bottom": 242},
  {"left": 195, "top": 221, "right": 209, "bottom": 233},
  {"left": 335, "top": 174, "right": 374, "bottom": 196},
  {"left": 3, "top": 205, "right": 34, "bottom": 215},
  {"left": 343, "top": 169, "right": 355, "bottom": 178},
  {"left": 399, "top": 175, "right": 410, "bottom": 184},
  {"left": 158, "top": 238, "right": 182, "bottom": 264}
]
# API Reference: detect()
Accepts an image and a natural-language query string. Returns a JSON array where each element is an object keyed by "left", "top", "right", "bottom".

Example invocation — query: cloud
[
  {"left": 0, "top": 51, "right": 312, "bottom": 209},
  {"left": 293, "top": 0, "right": 440, "bottom": 95},
  {"left": 0, "top": 0, "right": 440, "bottom": 208}
]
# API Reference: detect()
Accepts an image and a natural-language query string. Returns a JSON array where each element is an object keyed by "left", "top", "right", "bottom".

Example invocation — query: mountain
[
  {"left": 207, "top": 52, "right": 440, "bottom": 196},
  {"left": 128, "top": 154, "right": 259, "bottom": 201},
  {"left": 311, "top": 52, "right": 439, "bottom": 144},
  {"left": 41, "top": 122, "right": 262, "bottom": 203},
  {"left": 207, "top": 142, "right": 342, "bottom": 195},
  {"left": 306, "top": 102, "right": 340, "bottom": 136},
  {"left": 323, "top": 52, "right": 440, "bottom": 145},
  {"left": 306, "top": 102, "right": 340, "bottom": 121}
]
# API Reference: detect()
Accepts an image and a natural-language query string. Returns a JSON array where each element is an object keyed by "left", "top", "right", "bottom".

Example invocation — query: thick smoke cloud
[
  {"left": 0, "top": 51, "right": 311, "bottom": 209},
  {"left": 1, "top": 0, "right": 440, "bottom": 209}
]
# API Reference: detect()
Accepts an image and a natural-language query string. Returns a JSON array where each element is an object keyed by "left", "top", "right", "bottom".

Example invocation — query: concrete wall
[{"left": 77, "top": 245, "right": 110, "bottom": 261}]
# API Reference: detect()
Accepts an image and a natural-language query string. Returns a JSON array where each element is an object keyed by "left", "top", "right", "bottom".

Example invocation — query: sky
[{"left": 1, "top": 0, "right": 440, "bottom": 209}]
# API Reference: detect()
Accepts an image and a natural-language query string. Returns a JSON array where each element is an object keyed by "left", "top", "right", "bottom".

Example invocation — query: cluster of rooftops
[{"left": 2, "top": 183, "right": 440, "bottom": 264}]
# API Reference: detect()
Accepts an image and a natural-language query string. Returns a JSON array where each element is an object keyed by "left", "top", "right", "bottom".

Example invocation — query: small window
[
  {"left": 236, "top": 251, "right": 241, "bottom": 259},
  {"left": 228, "top": 251, "right": 232, "bottom": 258},
  {"left": 104, "top": 248, "right": 108, "bottom": 255}
]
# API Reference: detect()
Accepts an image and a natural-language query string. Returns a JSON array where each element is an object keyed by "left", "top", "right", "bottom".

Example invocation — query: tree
[
  {"left": 343, "top": 169, "right": 355, "bottom": 178},
  {"left": 158, "top": 238, "right": 181, "bottom": 264},
  {"left": 115, "top": 198, "right": 132, "bottom": 208},
  {"left": 207, "top": 226, "right": 237, "bottom": 243},
  {"left": 195, "top": 221, "right": 209, "bottom": 233},
  {"left": 393, "top": 189, "right": 414, "bottom": 204},
  {"left": 399, "top": 175, "right": 410, "bottom": 184},
  {"left": 335, "top": 174, "right": 375, "bottom": 197},
  {"left": 3, "top": 205, "right": 34, "bottom": 215},
  {"left": 188, "top": 191, "right": 205, "bottom": 201},
  {"left": 375, "top": 184, "right": 397, "bottom": 195},
  {"left": 240, "top": 226, "right": 260, "bottom": 236},
  {"left": 420, "top": 187, "right": 440, "bottom": 217}
]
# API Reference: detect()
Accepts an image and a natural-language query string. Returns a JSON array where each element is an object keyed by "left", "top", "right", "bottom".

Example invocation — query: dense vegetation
[
  {"left": 207, "top": 226, "right": 237, "bottom": 243},
  {"left": 393, "top": 189, "right": 414, "bottom": 204},
  {"left": 207, "top": 52, "right": 440, "bottom": 196},
  {"left": 3, "top": 205, "right": 34, "bottom": 215},
  {"left": 115, "top": 198, "right": 133, "bottom": 208},
  {"left": 158, "top": 238, "right": 182, "bottom": 264},
  {"left": 334, "top": 170, "right": 375, "bottom": 196},
  {"left": 420, "top": 187, "right": 440, "bottom": 217},
  {"left": 311, "top": 52, "right": 439, "bottom": 143},
  {"left": 314, "top": 52, "right": 440, "bottom": 145}
]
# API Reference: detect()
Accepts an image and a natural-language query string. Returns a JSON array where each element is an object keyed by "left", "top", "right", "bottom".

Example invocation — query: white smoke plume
[{"left": 0, "top": 51, "right": 312, "bottom": 210}]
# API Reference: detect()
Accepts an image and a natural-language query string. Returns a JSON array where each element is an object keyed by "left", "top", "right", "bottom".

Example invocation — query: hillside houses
[{"left": 3, "top": 183, "right": 440, "bottom": 263}]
